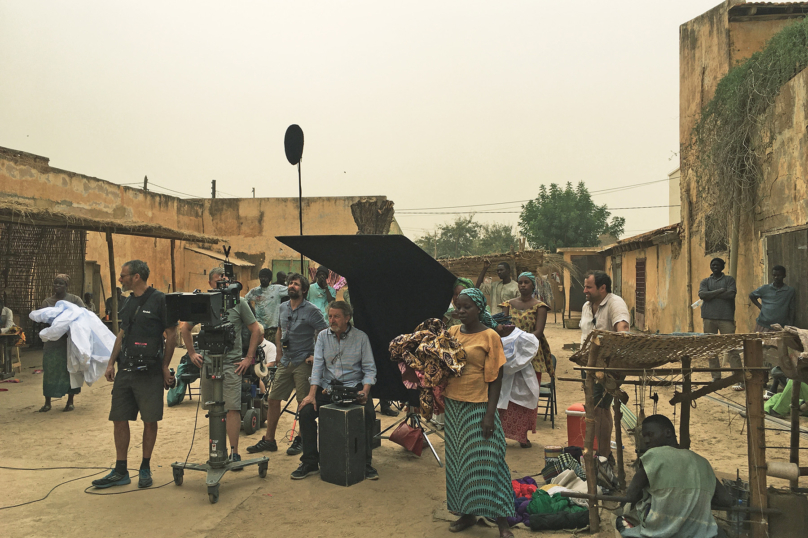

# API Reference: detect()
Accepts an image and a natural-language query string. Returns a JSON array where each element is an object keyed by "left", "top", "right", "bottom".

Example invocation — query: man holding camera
[
  {"left": 293, "top": 300, "right": 378, "bottom": 480},
  {"left": 93, "top": 260, "right": 178, "bottom": 489},
  {"left": 181, "top": 267, "right": 264, "bottom": 468},
  {"left": 247, "top": 273, "right": 327, "bottom": 455}
]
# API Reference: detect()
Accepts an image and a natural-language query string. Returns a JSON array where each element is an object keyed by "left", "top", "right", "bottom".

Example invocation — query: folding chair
[{"left": 539, "top": 354, "right": 557, "bottom": 428}]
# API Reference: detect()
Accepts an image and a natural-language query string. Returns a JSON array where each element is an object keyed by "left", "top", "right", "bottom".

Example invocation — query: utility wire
[{"left": 398, "top": 204, "right": 680, "bottom": 215}]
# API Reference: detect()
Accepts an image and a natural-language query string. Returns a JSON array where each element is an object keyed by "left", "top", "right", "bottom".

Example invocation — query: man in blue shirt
[
  {"left": 750, "top": 265, "right": 796, "bottom": 331},
  {"left": 291, "top": 300, "right": 378, "bottom": 481},
  {"left": 247, "top": 273, "right": 327, "bottom": 456},
  {"left": 307, "top": 265, "right": 335, "bottom": 320}
]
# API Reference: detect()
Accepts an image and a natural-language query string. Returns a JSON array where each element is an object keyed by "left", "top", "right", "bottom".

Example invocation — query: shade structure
[{"left": 276, "top": 234, "right": 456, "bottom": 401}]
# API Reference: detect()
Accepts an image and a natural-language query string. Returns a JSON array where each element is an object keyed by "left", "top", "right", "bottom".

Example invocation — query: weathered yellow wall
[{"left": 0, "top": 146, "right": 385, "bottom": 305}]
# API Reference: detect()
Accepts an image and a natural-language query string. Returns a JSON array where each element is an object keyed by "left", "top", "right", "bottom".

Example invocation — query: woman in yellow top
[
  {"left": 500, "top": 272, "right": 553, "bottom": 447},
  {"left": 444, "top": 288, "right": 514, "bottom": 538}
]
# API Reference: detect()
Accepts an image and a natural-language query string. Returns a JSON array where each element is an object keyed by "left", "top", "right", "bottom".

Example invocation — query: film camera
[{"left": 327, "top": 379, "right": 363, "bottom": 406}]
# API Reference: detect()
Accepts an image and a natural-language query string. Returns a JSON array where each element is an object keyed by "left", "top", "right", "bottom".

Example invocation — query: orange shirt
[{"left": 444, "top": 325, "right": 506, "bottom": 403}]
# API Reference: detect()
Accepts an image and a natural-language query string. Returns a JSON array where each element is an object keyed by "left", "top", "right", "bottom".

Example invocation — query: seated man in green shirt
[
  {"left": 617, "top": 415, "right": 733, "bottom": 537},
  {"left": 181, "top": 266, "right": 264, "bottom": 468}
]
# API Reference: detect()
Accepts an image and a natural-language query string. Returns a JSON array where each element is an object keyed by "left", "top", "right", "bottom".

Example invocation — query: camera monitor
[{"left": 166, "top": 292, "right": 224, "bottom": 326}]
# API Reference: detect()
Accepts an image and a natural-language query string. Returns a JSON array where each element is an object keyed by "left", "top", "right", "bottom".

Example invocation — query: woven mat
[{"left": 569, "top": 330, "right": 790, "bottom": 370}]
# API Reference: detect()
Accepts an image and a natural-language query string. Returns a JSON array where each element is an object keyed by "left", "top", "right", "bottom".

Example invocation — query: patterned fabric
[
  {"left": 498, "top": 372, "right": 541, "bottom": 443},
  {"left": 459, "top": 288, "right": 497, "bottom": 329},
  {"left": 445, "top": 397, "right": 515, "bottom": 518},
  {"left": 507, "top": 302, "right": 554, "bottom": 375},
  {"left": 454, "top": 277, "right": 475, "bottom": 291},
  {"left": 42, "top": 343, "right": 80, "bottom": 398},
  {"left": 389, "top": 318, "right": 466, "bottom": 419}
]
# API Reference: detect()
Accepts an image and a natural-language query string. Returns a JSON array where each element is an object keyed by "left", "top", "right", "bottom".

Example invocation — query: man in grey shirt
[
  {"left": 750, "top": 265, "right": 796, "bottom": 331},
  {"left": 292, "top": 300, "right": 378, "bottom": 480},
  {"left": 698, "top": 258, "right": 742, "bottom": 386},
  {"left": 247, "top": 273, "right": 327, "bottom": 455}
]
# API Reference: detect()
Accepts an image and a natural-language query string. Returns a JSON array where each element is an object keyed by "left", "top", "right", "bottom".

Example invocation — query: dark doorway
[
  {"left": 635, "top": 258, "right": 647, "bottom": 330},
  {"left": 765, "top": 229, "right": 808, "bottom": 329}
]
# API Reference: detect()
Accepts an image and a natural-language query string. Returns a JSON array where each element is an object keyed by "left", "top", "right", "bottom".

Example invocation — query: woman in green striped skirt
[{"left": 444, "top": 288, "right": 514, "bottom": 538}]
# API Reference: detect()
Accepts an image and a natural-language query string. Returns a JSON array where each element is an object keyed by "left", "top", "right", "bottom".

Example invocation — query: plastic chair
[{"left": 538, "top": 354, "right": 557, "bottom": 428}]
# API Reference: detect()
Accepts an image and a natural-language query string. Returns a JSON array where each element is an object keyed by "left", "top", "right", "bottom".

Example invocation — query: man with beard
[{"left": 247, "top": 273, "right": 327, "bottom": 455}]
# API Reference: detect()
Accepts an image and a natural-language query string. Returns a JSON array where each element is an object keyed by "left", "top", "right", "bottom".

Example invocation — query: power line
[
  {"left": 397, "top": 204, "right": 680, "bottom": 215},
  {"left": 396, "top": 178, "right": 671, "bottom": 211}
]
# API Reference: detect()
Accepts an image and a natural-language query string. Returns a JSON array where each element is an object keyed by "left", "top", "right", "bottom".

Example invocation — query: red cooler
[{"left": 565, "top": 403, "right": 598, "bottom": 450}]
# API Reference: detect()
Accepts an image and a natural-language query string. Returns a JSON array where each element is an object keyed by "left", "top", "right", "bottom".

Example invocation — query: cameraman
[
  {"left": 247, "top": 273, "right": 327, "bottom": 455},
  {"left": 292, "top": 300, "right": 378, "bottom": 481},
  {"left": 93, "top": 260, "right": 178, "bottom": 489},
  {"left": 180, "top": 267, "right": 263, "bottom": 467}
]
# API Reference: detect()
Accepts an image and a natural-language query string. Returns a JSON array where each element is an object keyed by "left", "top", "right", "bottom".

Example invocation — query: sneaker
[
  {"left": 290, "top": 463, "right": 319, "bottom": 480},
  {"left": 732, "top": 383, "right": 744, "bottom": 391},
  {"left": 230, "top": 453, "right": 243, "bottom": 471},
  {"left": 247, "top": 438, "right": 277, "bottom": 453},
  {"left": 365, "top": 465, "right": 379, "bottom": 480},
  {"left": 92, "top": 470, "right": 131, "bottom": 489},
  {"left": 764, "top": 390, "right": 774, "bottom": 401},
  {"left": 286, "top": 436, "right": 302, "bottom": 456},
  {"left": 138, "top": 469, "right": 153, "bottom": 488}
]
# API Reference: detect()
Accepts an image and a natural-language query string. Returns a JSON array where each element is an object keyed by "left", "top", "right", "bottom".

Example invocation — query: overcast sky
[{"left": 1, "top": 1, "right": 723, "bottom": 243}]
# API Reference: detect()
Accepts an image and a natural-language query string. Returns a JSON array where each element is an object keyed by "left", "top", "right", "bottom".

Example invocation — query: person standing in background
[
  {"left": 476, "top": 260, "right": 518, "bottom": 316},
  {"left": 698, "top": 258, "right": 742, "bottom": 390}
]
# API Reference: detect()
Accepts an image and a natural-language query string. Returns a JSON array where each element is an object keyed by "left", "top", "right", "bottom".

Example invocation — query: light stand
[
  {"left": 171, "top": 353, "right": 269, "bottom": 504},
  {"left": 377, "top": 409, "right": 444, "bottom": 467}
]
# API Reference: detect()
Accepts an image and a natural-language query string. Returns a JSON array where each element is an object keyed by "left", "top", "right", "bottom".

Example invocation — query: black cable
[
  {"left": 84, "top": 395, "right": 203, "bottom": 496},
  {"left": 0, "top": 469, "right": 108, "bottom": 510}
]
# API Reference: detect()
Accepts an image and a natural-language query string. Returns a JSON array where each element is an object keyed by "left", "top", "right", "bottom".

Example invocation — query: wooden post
[
  {"left": 790, "top": 376, "right": 802, "bottom": 491},
  {"left": 613, "top": 395, "right": 625, "bottom": 489},
  {"left": 170, "top": 239, "right": 176, "bottom": 293},
  {"left": 743, "top": 339, "right": 768, "bottom": 538},
  {"left": 105, "top": 233, "right": 119, "bottom": 334},
  {"left": 583, "top": 338, "right": 601, "bottom": 533},
  {"left": 680, "top": 356, "right": 692, "bottom": 450},
  {"left": 684, "top": 197, "right": 694, "bottom": 332}
]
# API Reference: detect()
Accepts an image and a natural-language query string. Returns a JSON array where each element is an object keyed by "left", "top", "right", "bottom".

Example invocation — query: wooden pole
[
  {"left": 684, "top": 197, "right": 694, "bottom": 332},
  {"left": 298, "top": 161, "right": 304, "bottom": 273},
  {"left": 170, "top": 239, "right": 176, "bottom": 293},
  {"left": 105, "top": 233, "right": 119, "bottom": 334},
  {"left": 583, "top": 338, "right": 601, "bottom": 533},
  {"left": 790, "top": 376, "right": 802, "bottom": 491},
  {"left": 613, "top": 395, "right": 625, "bottom": 489},
  {"left": 743, "top": 339, "right": 768, "bottom": 538},
  {"left": 680, "top": 356, "right": 692, "bottom": 450}
]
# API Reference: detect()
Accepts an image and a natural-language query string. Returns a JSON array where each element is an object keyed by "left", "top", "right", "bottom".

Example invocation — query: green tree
[
  {"left": 518, "top": 182, "right": 625, "bottom": 252},
  {"left": 416, "top": 216, "right": 519, "bottom": 258}
]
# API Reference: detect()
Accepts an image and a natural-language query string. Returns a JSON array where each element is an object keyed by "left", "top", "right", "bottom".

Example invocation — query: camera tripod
[{"left": 171, "top": 353, "right": 269, "bottom": 504}]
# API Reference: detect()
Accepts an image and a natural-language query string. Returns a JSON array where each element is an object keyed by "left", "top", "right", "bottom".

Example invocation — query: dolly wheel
[
  {"left": 243, "top": 409, "right": 258, "bottom": 435},
  {"left": 258, "top": 462, "right": 268, "bottom": 478},
  {"left": 208, "top": 484, "right": 220, "bottom": 504},
  {"left": 173, "top": 467, "right": 184, "bottom": 486}
]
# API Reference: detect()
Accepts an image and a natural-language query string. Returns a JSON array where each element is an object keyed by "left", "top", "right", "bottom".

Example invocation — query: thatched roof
[
  {"left": 437, "top": 249, "right": 578, "bottom": 278},
  {"left": 0, "top": 200, "right": 222, "bottom": 244}
]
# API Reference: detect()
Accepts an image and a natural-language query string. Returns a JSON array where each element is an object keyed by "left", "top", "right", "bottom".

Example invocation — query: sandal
[
  {"left": 38, "top": 404, "right": 51, "bottom": 412},
  {"left": 63, "top": 404, "right": 75, "bottom": 412},
  {"left": 732, "top": 383, "right": 744, "bottom": 391}
]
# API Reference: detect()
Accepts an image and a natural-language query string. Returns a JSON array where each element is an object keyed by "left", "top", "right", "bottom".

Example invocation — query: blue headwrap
[
  {"left": 518, "top": 272, "right": 537, "bottom": 291},
  {"left": 459, "top": 288, "right": 498, "bottom": 329}
]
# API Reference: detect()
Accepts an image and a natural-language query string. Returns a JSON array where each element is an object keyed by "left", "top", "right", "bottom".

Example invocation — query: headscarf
[
  {"left": 459, "top": 288, "right": 498, "bottom": 329},
  {"left": 453, "top": 277, "right": 474, "bottom": 291},
  {"left": 518, "top": 271, "right": 536, "bottom": 291},
  {"left": 54, "top": 274, "right": 70, "bottom": 285}
]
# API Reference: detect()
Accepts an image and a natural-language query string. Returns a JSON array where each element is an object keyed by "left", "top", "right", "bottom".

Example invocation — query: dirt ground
[{"left": 1, "top": 320, "right": 805, "bottom": 538}]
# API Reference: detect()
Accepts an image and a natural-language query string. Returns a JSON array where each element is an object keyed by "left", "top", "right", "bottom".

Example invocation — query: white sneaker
[{"left": 763, "top": 390, "right": 774, "bottom": 401}]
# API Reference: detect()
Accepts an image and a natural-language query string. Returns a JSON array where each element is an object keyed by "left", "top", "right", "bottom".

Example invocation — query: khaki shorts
[
  {"left": 109, "top": 370, "right": 164, "bottom": 422},
  {"left": 268, "top": 361, "right": 311, "bottom": 403},
  {"left": 200, "top": 362, "right": 243, "bottom": 412}
]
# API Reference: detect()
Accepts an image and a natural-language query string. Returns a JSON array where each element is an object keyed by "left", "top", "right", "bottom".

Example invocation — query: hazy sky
[{"left": 1, "top": 1, "right": 723, "bottom": 243}]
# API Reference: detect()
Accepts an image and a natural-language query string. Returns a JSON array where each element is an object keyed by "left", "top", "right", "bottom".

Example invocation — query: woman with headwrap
[
  {"left": 442, "top": 277, "right": 475, "bottom": 328},
  {"left": 443, "top": 287, "right": 514, "bottom": 538},
  {"left": 39, "top": 274, "right": 85, "bottom": 412},
  {"left": 499, "top": 272, "right": 553, "bottom": 447}
]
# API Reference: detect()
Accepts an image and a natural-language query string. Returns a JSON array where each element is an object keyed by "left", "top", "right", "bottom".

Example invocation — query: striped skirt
[{"left": 445, "top": 397, "right": 514, "bottom": 518}]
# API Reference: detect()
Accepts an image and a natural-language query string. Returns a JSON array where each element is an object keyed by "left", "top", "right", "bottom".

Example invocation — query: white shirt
[
  {"left": 497, "top": 328, "right": 542, "bottom": 410},
  {"left": 580, "top": 293, "right": 630, "bottom": 345},
  {"left": 0, "top": 306, "right": 13, "bottom": 333}
]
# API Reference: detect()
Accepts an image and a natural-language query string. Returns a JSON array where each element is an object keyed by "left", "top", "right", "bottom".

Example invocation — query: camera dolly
[{"left": 170, "top": 353, "right": 269, "bottom": 504}]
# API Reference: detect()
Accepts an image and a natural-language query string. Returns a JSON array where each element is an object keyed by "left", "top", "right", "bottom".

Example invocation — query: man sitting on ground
[
  {"left": 292, "top": 300, "right": 378, "bottom": 480},
  {"left": 616, "top": 414, "right": 733, "bottom": 537}
]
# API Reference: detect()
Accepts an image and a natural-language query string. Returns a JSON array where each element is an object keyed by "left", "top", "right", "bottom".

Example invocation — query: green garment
[
  {"left": 526, "top": 490, "right": 586, "bottom": 515},
  {"left": 42, "top": 344, "right": 81, "bottom": 398},
  {"left": 765, "top": 380, "right": 808, "bottom": 417},
  {"left": 622, "top": 446, "right": 718, "bottom": 538}
]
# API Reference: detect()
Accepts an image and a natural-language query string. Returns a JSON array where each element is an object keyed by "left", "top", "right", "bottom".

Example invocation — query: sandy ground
[{"left": 1, "top": 320, "right": 805, "bottom": 538}]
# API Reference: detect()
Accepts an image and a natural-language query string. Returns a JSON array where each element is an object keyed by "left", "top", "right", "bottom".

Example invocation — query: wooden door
[
  {"left": 635, "top": 258, "right": 646, "bottom": 330},
  {"left": 765, "top": 229, "right": 808, "bottom": 329}
]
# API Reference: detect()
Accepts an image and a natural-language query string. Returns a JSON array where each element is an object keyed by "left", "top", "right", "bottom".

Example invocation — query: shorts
[
  {"left": 200, "top": 361, "right": 243, "bottom": 411},
  {"left": 268, "top": 361, "right": 311, "bottom": 403},
  {"left": 109, "top": 369, "right": 164, "bottom": 422}
]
